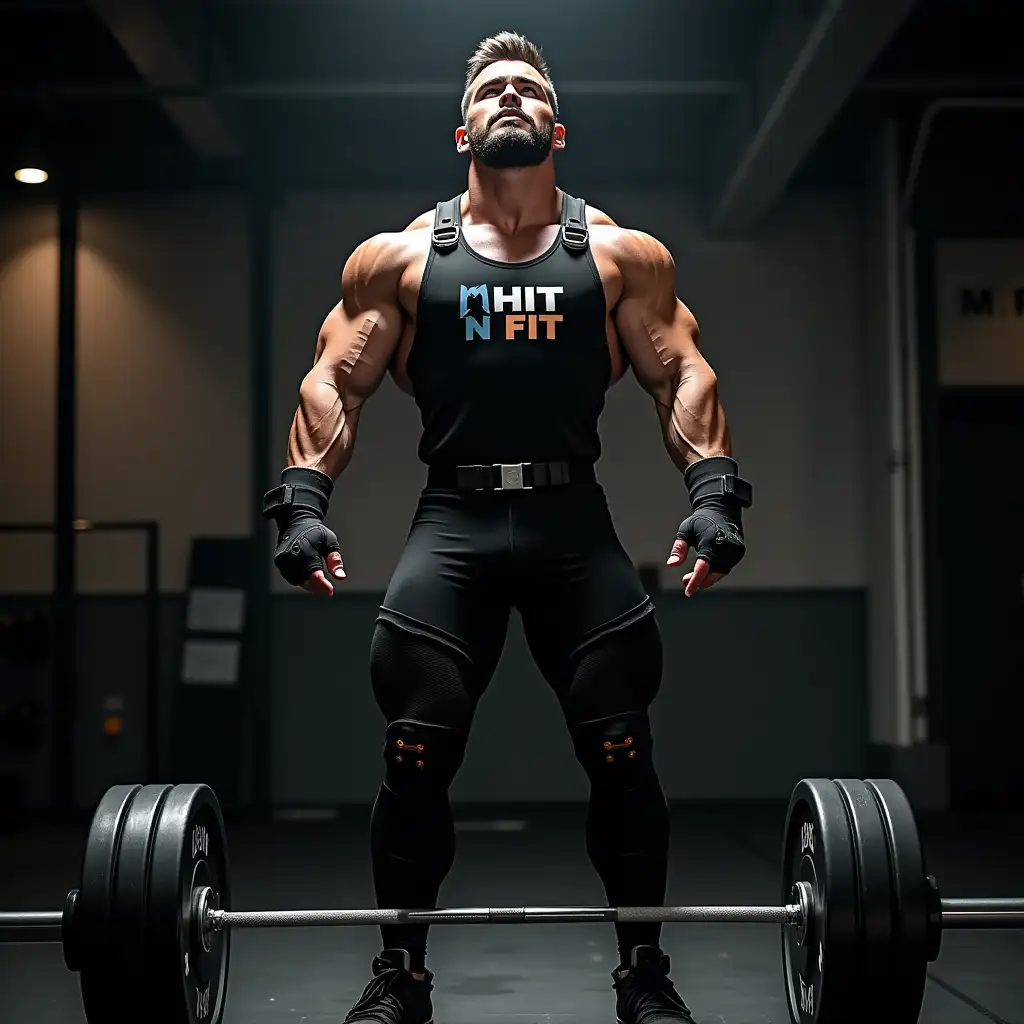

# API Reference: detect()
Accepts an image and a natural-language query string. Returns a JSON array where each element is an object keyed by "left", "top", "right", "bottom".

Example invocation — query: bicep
[
  {"left": 615, "top": 296, "right": 704, "bottom": 400},
  {"left": 308, "top": 242, "right": 405, "bottom": 403},
  {"left": 612, "top": 231, "right": 707, "bottom": 391},
  {"left": 313, "top": 302, "right": 342, "bottom": 365}
]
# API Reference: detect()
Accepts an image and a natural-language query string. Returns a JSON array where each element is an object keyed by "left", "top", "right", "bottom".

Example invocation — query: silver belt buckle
[{"left": 496, "top": 463, "right": 530, "bottom": 490}]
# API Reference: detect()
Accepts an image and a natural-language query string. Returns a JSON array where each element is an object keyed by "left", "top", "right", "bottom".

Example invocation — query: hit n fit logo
[{"left": 460, "top": 285, "right": 564, "bottom": 341}]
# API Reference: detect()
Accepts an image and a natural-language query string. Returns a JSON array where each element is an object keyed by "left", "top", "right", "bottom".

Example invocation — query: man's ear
[{"left": 455, "top": 126, "right": 471, "bottom": 154}]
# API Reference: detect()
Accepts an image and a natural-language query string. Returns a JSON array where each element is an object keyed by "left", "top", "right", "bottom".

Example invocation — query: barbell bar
[
  {"left": 5, "top": 894, "right": 1023, "bottom": 940},
  {"left": 0, "top": 777, "right": 1021, "bottom": 1024}
]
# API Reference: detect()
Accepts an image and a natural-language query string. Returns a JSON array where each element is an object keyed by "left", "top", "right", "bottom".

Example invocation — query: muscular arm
[
  {"left": 286, "top": 236, "right": 405, "bottom": 477},
  {"left": 612, "top": 231, "right": 730, "bottom": 473}
]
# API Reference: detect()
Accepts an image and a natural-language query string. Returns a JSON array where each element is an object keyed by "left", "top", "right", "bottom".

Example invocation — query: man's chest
[{"left": 396, "top": 229, "right": 623, "bottom": 321}]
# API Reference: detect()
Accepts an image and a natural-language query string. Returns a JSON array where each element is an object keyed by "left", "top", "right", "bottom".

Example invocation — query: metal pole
[
  {"left": 145, "top": 523, "right": 160, "bottom": 781},
  {"left": 903, "top": 226, "right": 928, "bottom": 743},
  {"left": 249, "top": 179, "right": 273, "bottom": 816},
  {"left": 53, "top": 179, "right": 78, "bottom": 815},
  {"left": 879, "top": 119, "right": 915, "bottom": 748},
  {"left": 211, "top": 904, "right": 801, "bottom": 931},
  {"left": 0, "top": 912, "right": 63, "bottom": 929},
  {"left": 940, "top": 898, "right": 1024, "bottom": 929}
]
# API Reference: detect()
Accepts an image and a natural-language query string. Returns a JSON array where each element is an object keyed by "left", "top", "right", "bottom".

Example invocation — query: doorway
[{"left": 935, "top": 390, "right": 1024, "bottom": 807}]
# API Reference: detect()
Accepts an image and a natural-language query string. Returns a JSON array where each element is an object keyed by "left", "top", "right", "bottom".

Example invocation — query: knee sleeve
[
  {"left": 383, "top": 719, "right": 469, "bottom": 797},
  {"left": 572, "top": 711, "right": 669, "bottom": 911},
  {"left": 569, "top": 712, "right": 655, "bottom": 789},
  {"left": 372, "top": 719, "right": 467, "bottom": 891}
]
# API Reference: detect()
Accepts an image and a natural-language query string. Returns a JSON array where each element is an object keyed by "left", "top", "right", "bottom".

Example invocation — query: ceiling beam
[
  {"left": 89, "top": 0, "right": 242, "bottom": 158},
  {"left": 0, "top": 79, "right": 745, "bottom": 102},
  {"left": 706, "top": 0, "right": 920, "bottom": 237}
]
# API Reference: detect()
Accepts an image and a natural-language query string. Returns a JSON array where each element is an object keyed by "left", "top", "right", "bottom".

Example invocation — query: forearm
[
  {"left": 660, "top": 368, "right": 731, "bottom": 474},
  {"left": 286, "top": 377, "right": 358, "bottom": 480}
]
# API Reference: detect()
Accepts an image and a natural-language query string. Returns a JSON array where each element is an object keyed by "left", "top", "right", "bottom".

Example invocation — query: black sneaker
[
  {"left": 613, "top": 945, "right": 697, "bottom": 1024},
  {"left": 343, "top": 949, "right": 434, "bottom": 1024}
]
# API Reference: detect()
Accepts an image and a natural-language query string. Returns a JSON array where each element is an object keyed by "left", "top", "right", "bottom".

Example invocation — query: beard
[{"left": 467, "top": 114, "right": 554, "bottom": 168}]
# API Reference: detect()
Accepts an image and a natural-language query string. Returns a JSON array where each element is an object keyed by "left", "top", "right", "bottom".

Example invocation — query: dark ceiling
[{"left": 2, "top": 0, "right": 1024, "bottom": 222}]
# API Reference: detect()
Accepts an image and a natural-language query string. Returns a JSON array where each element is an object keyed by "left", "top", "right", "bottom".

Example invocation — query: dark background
[
  {"left": 1, "top": 0, "right": 1022, "bottom": 818},
  {"left": 3, "top": 3, "right": 1024, "bottom": 1024}
]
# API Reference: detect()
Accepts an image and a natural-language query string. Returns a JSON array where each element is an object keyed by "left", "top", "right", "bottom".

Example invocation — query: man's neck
[{"left": 463, "top": 160, "right": 561, "bottom": 235}]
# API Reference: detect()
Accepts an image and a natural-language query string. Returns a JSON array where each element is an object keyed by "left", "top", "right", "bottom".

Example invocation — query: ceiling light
[{"left": 14, "top": 167, "right": 48, "bottom": 184}]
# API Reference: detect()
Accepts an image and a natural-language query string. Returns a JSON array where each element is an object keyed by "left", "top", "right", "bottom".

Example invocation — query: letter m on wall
[
  {"left": 961, "top": 288, "right": 994, "bottom": 317},
  {"left": 461, "top": 284, "right": 490, "bottom": 340}
]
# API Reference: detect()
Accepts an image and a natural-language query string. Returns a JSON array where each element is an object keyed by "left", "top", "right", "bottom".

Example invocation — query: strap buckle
[
  {"left": 561, "top": 223, "right": 589, "bottom": 251},
  {"left": 720, "top": 474, "right": 753, "bottom": 508},
  {"left": 495, "top": 463, "right": 531, "bottom": 490},
  {"left": 432, "top": 224, "right": 460, "bottom": 251}
]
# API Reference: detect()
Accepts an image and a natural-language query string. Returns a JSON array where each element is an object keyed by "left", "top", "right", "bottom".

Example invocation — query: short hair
[{"left": 461, "top": 31, "right": 559, "bottom": 123}]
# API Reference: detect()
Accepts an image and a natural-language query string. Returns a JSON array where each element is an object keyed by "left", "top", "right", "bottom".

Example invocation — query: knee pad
[
  {"left": 569, "top": 712, "right": 655, "bottom": 788},
  {"left": 383, "top": 719, "right": 469, "bottom": 797}
]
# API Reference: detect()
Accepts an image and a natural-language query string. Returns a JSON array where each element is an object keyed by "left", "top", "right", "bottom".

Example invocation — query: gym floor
[{"left": 2, "top": 804, "right": 1021, "bottom": 1023}]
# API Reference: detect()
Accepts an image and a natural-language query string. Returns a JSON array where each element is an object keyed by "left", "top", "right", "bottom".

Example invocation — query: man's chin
[
  {"left": 475, "top": 152, "right": 549, "bottom": 170},
  {"left": 467, "top": 125, "right": 553, "bottom": 169}
]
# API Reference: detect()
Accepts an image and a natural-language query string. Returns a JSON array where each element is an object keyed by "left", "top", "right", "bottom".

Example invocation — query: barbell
[{"left": 0, "top": 778, "right": 1021, "bottom": 1024}]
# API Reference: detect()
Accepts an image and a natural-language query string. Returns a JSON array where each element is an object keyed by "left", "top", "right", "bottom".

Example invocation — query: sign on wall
[{"left": 937, "top": 239, "right": 1024, "bottom": 386}]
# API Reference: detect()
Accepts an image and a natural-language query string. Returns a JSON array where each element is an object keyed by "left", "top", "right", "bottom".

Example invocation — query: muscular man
[{"left": 264, "top": 31, "right": 751, "bottom": 1024}]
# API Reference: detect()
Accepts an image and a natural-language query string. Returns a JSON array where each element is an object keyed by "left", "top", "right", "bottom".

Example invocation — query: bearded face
[
  {"left": 466, "top": 108, "right": 554, "bottom": 168},
  {"left": 459, "top": 60, "right": 563, "bottom": 169}
]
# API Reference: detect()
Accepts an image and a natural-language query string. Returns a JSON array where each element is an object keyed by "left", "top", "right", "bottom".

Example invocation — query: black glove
[
  {"left": 262, "top": 467, "right": 342, "bottom": 587},
  {"left": 675, "top": 456, "right": 752, "bottom": 575}
]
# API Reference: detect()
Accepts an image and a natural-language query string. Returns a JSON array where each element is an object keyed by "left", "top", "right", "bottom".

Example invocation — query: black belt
[{"left": 426, "top": 461, "right": 595, "bottom": 491}]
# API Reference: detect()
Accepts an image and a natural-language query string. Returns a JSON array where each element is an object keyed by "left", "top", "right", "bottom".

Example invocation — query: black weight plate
[
  {"left": 781, "top": 778, "right": 860, "bottom": 1024},
  {"left": 110, "top": 785, "right": 175, "bottom": 975},
  {"left": 866, "top": 779, "right": 930, "bottom": 1020},
  {"left": 77, "top": 784, "right": 144, "bottom": 1024},
  {"left": 75, "top": 784, "right": 142, "bottom": 972},
  {"left": 833, "top": 780, "right": 896, "bottom": 1014},
  {"left": 145, "top": 783, "right": 231, "bottom": 1024}
]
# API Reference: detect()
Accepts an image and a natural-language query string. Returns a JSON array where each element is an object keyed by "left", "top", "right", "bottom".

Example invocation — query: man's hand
[
  {"left": 302, "top": 552, "right": 346, "bottom": 596},
  {"left": 264, "top": 467, "right": 348, "bottom": 595},
  {"left": 272, "top": 514, "right": 347, "bottom": 596},
  {"left": 666, "top": 455, "right": 750, "bottom": 597},
  {"left": 666, "top": 510, "right": 744, "bottom": 597},
  {"left": 299, "top": 548, "right": 346, "bottom": 598}
]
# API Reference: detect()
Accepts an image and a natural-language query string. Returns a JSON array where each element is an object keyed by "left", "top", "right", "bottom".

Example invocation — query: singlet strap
[
  {"left": 431, "top": 195, "right": 462, "bottom": 252},
  {"left": 560, "top": 193, "right": 589, "bottom": 251}
]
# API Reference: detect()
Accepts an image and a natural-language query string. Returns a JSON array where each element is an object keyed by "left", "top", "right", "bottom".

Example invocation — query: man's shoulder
[
  {"left": 587, "top": 220, "right": 674, "bottom": 272},
  {"left": 575, "top": 199, "right": 669, "bottom": 256},
  {"left": 347, "top": 226, "right": 431, "bottom": 281}
]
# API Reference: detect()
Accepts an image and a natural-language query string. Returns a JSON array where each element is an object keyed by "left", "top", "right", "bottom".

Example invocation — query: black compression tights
[{"left": 367, "top": 612, "right": 669, "bottom": 969}]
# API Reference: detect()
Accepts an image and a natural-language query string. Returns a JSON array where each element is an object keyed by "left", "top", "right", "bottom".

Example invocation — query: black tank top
[{"left": 406, "top": 192, "right": 611, "bottom": 466}]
